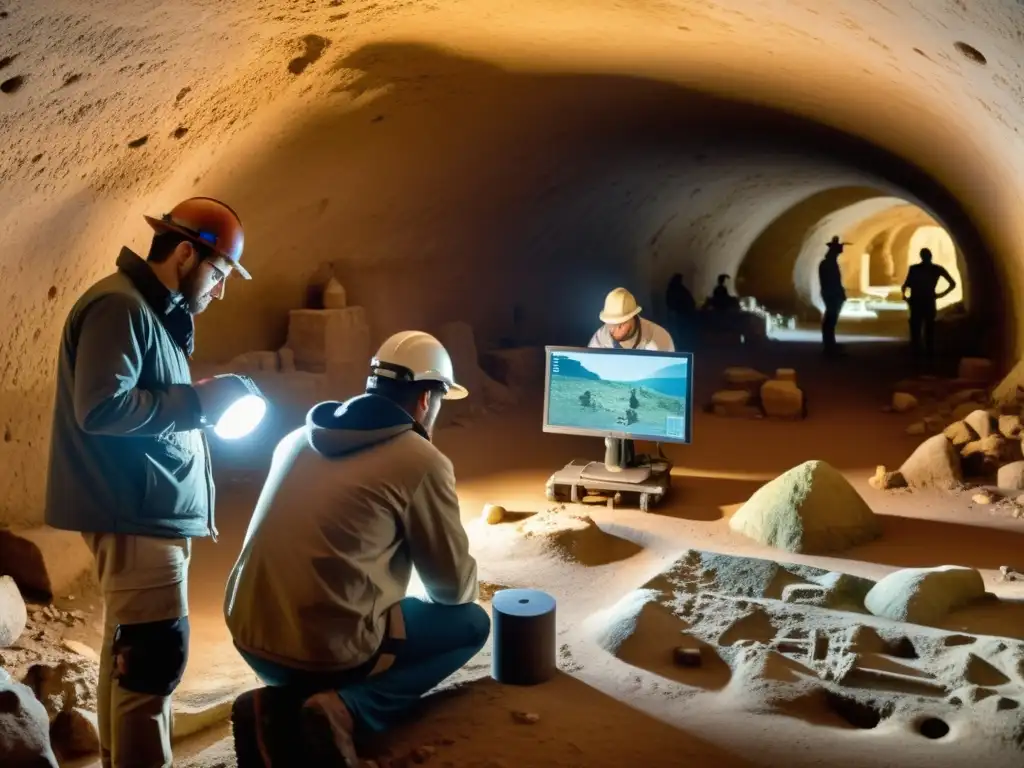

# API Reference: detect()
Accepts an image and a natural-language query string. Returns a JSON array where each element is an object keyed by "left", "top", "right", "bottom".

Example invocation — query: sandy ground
[{"left": 49, "top": 334, "right": 1020, "bottom": 767}]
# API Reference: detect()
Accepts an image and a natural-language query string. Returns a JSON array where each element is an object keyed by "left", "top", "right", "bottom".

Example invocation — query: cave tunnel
[{"left": 3, "top": 2, "right": 1024, "bottom": 767}]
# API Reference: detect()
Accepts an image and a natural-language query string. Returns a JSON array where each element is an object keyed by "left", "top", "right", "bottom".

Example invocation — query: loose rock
[
  {"left": 899, "top": 435, "right": 963, "bottom": 490},
  {"left": 892, "top": 392, "right": 918, "bottom": 413},
  {"left": 961, "top": 434, "right": 1021, "bottom": 477},
  {"left": 511, "top": 711, "right": 540, "bottom": 724},
  {"left": 864, "top": 565, "right": 986, "bottom": 626},
  {"left": 0, "top": 575, "right": 27, "bottom": 648},
  {"left": 972, "top": 492, "right": 993, "bottom": 505},
  {"left": 964, "top": 409, "right": 996, "bottom": 439},
  {"left": 760, "top": 380, "right": 804, "bottom": 420},
  {"left": 943, "top": 420, "right": 977, "bottom": 448},
  {"left": 999, "top": 414, "right": 1023, "bottom": 439},
  {"left": 905, "top": 422, "right": 925, "bottom": 436},
  {"left": 0, "top": 674, "right": 59, "bottom": 767},
  {"left": 51, "top": 707, "right": 99, "bottom": 757},
  {"left": 997, "top": 461, "right": 1024, "bottom": 491},
  {"left": 868, "top": 465, "right": 907, "bottom": 491},
  {"left": 482, "top": 504, "right": 505, "bottom": 525}
]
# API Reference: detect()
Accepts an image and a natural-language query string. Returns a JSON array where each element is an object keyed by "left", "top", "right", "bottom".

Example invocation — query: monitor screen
[{"left": 543, "top": 346, "right": 693, "bottom": 444}]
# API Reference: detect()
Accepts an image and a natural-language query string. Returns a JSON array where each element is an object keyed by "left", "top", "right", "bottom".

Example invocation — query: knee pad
[{"left": 112, "top": 616, "right": 190, "bottom": 696}]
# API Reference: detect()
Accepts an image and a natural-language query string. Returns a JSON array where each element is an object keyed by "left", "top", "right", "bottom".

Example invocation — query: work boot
[
  {"left": 232, "top": 687, "right": 304, "bottom": 767},
  {"left": 300, "top": 691, "right": 362, "bottom": 767}
]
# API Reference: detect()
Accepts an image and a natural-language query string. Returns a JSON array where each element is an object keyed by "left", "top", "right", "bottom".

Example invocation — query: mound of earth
[
  {"left": 864, "top": 566, "right": 987, "bottom": 627},
  {"left": 515, "top": 510, "right": 641, "bottom": 567},
  {"left": 728, "top": 461, "right": 881, "bottom": 554}
]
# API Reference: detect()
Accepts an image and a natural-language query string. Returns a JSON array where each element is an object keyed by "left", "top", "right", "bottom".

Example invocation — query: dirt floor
[{"left": 52, "top": 333, "right": 1024, "bottom": 768}]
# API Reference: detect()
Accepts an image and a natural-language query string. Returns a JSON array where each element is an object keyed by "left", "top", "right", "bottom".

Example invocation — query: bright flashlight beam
[{"left": 214, "top": 394, "right": 267, "bottom": 440}]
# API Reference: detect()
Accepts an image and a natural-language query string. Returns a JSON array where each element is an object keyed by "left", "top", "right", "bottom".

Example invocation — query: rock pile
[
  {"left": 0, "top": 578, "right": 100, "bottom": 765},
  {"left": 709, "top": 367, "right": 806, "bottom": 420}
]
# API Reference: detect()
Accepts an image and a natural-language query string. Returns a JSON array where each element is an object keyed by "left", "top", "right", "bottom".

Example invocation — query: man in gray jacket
[
  {"left": 227, "top": 331, "right": 488, "bottom": 767},
  {"left": 46, "top": 197, "right": 256, "bottom": 768}
]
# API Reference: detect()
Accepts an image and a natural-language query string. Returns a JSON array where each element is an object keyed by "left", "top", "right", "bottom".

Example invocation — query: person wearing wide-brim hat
[
  {"left": 819, "top": 235, "right": 848, "bottom": 356},
  {"left": 588, "top": 287, "right": 675, "bottom": 351}
]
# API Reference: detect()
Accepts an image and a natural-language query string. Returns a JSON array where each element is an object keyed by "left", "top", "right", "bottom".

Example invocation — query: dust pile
[{"left": 512, "top": 508, "right": 643, "bottom": 567}]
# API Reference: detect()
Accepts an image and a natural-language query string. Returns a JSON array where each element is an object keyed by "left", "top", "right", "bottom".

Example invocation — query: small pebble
[
  {"left": 973, "top": 493, "right": 993, "bottom": 505},
  {"left": 511, "top": 711, "right": 539, "bottom": 724},
  {"left": 482, "top": 504, "right": 505, "bottom": 525}
]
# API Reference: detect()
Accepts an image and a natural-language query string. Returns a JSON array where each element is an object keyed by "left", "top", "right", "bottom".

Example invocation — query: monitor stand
[
  {"left": 545, "top": 438, "right": 672, "bottom": 512},
  {"left": 580, "top": 438, "right": 652, "bottom": 484}
]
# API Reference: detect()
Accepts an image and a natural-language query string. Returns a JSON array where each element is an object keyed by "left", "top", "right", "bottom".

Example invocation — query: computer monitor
[{"left": 543, "top": 346, "right": 694, "bottom": 448}]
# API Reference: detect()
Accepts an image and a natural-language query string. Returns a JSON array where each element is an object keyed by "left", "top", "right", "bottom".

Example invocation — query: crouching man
[{"left": 225, "top": 331, "right": 489, "bottom": 767}]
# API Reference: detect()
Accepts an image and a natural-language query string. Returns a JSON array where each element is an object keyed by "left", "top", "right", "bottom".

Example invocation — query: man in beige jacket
[{"left": 225, "top": 331, "right": 487, "bottom": 767}]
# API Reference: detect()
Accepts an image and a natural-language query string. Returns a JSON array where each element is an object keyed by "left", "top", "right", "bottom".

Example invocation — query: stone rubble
[
  {"left": 710, "top": 367, "right": 806, "bottom": 420},
  {"left": 0, "top": 577, "right": 100, "bottom": 765}
]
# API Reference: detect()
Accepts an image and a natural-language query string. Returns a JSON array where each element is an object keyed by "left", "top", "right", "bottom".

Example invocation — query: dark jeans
[
  {"left": 237, "top": 597, "right": 491, "bottom": 734},
  {"left": 909, "top": 307, "right": 936, "bottom": 358},
  {"left": 821, "top": 301, "right": 843, "bottom": 351}
]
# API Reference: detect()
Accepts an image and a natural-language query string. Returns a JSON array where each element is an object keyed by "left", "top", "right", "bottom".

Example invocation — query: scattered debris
[{"left": 511, "top": 711, "right": 539, "bottom": 725}]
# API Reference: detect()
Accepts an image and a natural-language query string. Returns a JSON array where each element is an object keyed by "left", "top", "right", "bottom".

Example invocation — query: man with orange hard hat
[{"left": 46, "top": 197, "right": 257, "bottom": 768}]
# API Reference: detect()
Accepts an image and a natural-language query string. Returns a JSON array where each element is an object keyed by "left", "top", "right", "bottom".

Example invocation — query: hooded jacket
[
  {"left": 224, "top": 394, "right": 479, "bottom": 672},
  {"left": 45, "top": 248, "right": 215, "bottom": 539}
]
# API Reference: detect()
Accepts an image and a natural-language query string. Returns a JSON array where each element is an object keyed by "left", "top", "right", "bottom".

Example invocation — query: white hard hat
[
  {"left": 599, "top": 287, "right": 642, "bottom": 325},
  {"left": 369, "top": 331, "right": 468, "bottom": 400}
]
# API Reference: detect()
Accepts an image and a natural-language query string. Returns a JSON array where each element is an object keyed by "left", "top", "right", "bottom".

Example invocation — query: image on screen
[{"left": 544, "top": 347, "right": 692, "bottom": 443}]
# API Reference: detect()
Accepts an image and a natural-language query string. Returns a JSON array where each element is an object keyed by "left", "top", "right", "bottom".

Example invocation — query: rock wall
[{"left": 2, "top": 1, "right": 1024, "bottom": 524}]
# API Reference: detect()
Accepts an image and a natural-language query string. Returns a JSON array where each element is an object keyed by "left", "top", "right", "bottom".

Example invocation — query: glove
[{"left": 193, "top": 374, "right": 266, "bottom": 429}]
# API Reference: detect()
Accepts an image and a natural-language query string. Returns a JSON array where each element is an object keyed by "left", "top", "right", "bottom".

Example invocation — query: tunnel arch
[{"left": 2, "top": 4, "right": 1024, "bottom": 528}]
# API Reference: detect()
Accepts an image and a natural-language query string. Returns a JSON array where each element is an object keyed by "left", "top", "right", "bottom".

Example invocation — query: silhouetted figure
[
  {"left": 706, "top": 274, "right": 739, "bottom": 311},
  {"left": 901, "top": 247, "right": 956, "bottom": 360},
  {"left": 665, "top": 273, "right": 696, "bottom": 347},
  {"left": 818, "top": 236, "right": 847, "bottom": 357}
]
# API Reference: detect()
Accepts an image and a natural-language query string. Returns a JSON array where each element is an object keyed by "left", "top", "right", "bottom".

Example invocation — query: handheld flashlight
[{"left": 194, "top": 374, "right": 268, "bottom": 440}]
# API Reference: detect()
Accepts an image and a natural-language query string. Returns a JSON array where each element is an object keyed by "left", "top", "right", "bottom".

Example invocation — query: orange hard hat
[{"left": 144, "top": 197, "right": 250, "bottom": 280}]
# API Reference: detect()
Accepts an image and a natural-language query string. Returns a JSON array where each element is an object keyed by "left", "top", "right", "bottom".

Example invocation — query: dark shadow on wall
[
  {"left": 736, "top": 186, "right": 881, "bottom": 315},
  {"left": 194, "top": 40, "right": 1006, "bottom": 365}
]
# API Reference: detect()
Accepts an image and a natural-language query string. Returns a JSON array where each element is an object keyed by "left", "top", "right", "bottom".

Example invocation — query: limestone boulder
[
  {"left": 51, "top": 708, "right": 99, "bottom": 758},
  {"left": 998, "top": 414, "right": 1023, "bottom": 439},
  {"left": 958, "top": 357, "right": 994, "bottom": 384},
  {"left": 943, "top": 420, "right": 978, "bottom": 449},
  {"left": 898, "top": 435, "right": 963, "bottom": 490},
  {"left": 961, "top": 434, "right": 1021, "bottom": 478},
  {"left": 0, "top": 577, "right": 27, "bottom": 649},
  {"left": 729, "top": 460, "right": 881, "bottom": 555},
  {"left": 892, "top": 392, "right": 918, "bottom": 413},
  {"left": 0, "top": 670, "right": 59, "bottom": 767},
  {"left": 760, "top": 380, "right": 804, "bottom": 420},
  {"left": 0, "top": 527, "right": 95, "bottom": 598},
  {"left": 723, "top": 367, "right": 768, "bottom": 393},
  {"left": 864, "top": 565, "right": 986, "bottom": 627},
  {"left": 711, "top": 390, "right": 759, "bottom": 418},
  {"left": 997, "top": 461, "right": 1024, "bottom": 491},
  {"left": 964, "top": 409, "right": 996, "bottom": 438}
]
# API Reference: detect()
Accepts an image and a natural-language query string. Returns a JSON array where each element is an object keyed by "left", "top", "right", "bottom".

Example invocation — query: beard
[{"left": 180, "top": 268, "right": 214, "bottom": 315}]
